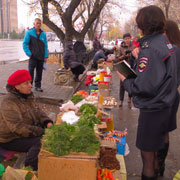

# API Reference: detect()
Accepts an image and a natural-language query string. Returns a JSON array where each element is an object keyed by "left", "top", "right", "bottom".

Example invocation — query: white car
[
  {"left": 55, "top": 37, "right": 60, "bottom": 41},
  {"left": 109, "top": 40, "right": 116, "bottom": 45}
]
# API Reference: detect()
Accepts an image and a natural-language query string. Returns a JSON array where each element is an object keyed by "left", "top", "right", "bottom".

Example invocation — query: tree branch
[
  {"left": 65, "top": 0, "right": 82, "bottom": 17},
  {"left": 48, "top": 0, "right": 64, "bottom": 17},
  {"left": 73, "top": 3, "right": 86, "bottom": 24},
  {"left": 81, "top": 0, "right": 108, "bottom": 36},
  {"left": 41, "top": 0, "right": 65, "bottom": 41}
]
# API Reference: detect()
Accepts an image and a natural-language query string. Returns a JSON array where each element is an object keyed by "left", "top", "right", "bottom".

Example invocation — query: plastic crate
[{"left": 88, "top": 84, "right": 98, "bottom": 94}]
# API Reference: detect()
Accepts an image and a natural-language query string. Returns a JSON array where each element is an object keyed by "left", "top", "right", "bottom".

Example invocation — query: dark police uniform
[{"left": 123, "top": 33, "right": 179, "bottom": 151}]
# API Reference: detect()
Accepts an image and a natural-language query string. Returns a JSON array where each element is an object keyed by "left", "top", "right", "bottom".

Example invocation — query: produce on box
[{"left": 70, "top": 94, "right": 83, "bottom": 104}]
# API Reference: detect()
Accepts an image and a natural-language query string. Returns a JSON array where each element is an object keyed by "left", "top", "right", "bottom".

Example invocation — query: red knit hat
[{"left": 7, "top": 69, "right": 31, "bottom": 86}]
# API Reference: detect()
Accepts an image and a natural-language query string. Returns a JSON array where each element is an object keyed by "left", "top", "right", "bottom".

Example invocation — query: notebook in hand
[{"left": 115, "top": 60, "right": 137, "bottom": 78}]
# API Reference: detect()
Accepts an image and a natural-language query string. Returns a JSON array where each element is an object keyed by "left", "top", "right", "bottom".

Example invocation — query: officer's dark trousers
[
  {"left": 28, "top": 58, "right": 44, "bottom": 88},
  {"left": 0, "top": 137, "right": 41, "bottom": 170},
  {"left": 120, "top": 80, "right": 131, "bottom": 101}
]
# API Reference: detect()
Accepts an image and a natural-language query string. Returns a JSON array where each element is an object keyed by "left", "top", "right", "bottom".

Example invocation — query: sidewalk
[{"left": 0, "top": 61, "right": 90, "bottom": 105}]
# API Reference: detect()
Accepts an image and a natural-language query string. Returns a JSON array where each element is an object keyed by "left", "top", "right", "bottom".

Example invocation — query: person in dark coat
[
  {"left": 117, "top": 33, "right": 135, "bottom": 106},
  {"left": 93, "top": 37, "right": 101, "bottom": 53},
  {"left": 92, "top": 49, "right": 107, "bottom": 69},
  {"left": 165, "top": 19, "right": 180, "bottom": 86},
  {"left": 73, "top": 41, "right": 87, "bottom": 64},
  {"left": 63, "top": 41, "right": 85, "bottom": 82},
  {"left": 117, "top": 6, "right": 179, "bottom": 180},
  {"left": 154, "top": 19, "right": 180, "bottom": 177}
]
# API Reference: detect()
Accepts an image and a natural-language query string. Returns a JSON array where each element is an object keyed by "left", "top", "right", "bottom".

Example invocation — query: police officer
[{"left": 117, "top": 6, "right": 179, "bottom": 180}]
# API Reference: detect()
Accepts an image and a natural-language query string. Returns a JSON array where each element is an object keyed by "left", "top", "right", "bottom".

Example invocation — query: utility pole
[
  {"left": 5, "top": 0, "right": 9, "bottom": 33},
  {"left": 0, "top": 0, "right": 4, "bottom": 34}
]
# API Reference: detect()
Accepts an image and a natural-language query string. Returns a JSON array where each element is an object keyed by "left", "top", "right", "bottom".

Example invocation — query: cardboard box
[
  {"left": 38, "top": 150, "right": 98, "bottom": 180},
  {"left": 105, "top": 61, "right": 114, "bottom": 71},
  {"left": 99, "top": 89, "right": 110, "bottom": 96},
  {"left": 98, "top": 82, "right": 110, "bottom": 89}
]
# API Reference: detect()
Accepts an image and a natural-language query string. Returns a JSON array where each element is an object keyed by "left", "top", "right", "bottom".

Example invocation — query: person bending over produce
[{"left": 0, "top": 69, "right": 53, "bottom": 170}]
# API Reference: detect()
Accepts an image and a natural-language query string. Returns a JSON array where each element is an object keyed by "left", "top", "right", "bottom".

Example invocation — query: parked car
[
  {"left": 109, "top": 40, "right": 116, "bottom": 46},
  {"left": 46, "top": 32, "right": 56, "bottom": 41},
  {"left": 55, "top": 36, "right": 60, "bottom": 41}
]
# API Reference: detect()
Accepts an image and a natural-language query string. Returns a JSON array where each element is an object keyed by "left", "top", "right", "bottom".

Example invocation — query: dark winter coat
[
  {"left": 93, "top": 38, "right": 101, "bottom": 52},
  {"left": 63, "top": 41, "right": 81, "bottom": 69},
  {"left": 123, "top": 33, "right": 178, "bottom": 110},
  {"left": 115, "top": 41, "right": 135, "bottom": 64},
  {"left": 93, "top": 50, "right": 107, "bottom": 64},
  {"left": 0, "top": 86, "right": 53, "bottom": 143},
  {"left": 173, "top": 45, "right": 180, "bottom": 86}
]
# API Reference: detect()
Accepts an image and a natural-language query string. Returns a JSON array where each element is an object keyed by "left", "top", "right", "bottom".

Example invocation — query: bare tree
[{"left": 23, "top": 0, "right": 108, "bottom": 45}]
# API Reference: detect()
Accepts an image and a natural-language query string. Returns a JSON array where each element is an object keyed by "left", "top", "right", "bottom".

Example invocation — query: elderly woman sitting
[{"left": 0, "top": 69, "right": 53, "bottom": 170}]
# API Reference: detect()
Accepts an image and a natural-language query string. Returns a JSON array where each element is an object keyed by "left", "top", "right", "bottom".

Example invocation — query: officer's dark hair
[
  {"left": 165, "top": 19, "right": 180, "bottom": 48},
  {"left": 136, "top": 5, "right": 165, "bottom": 36}
]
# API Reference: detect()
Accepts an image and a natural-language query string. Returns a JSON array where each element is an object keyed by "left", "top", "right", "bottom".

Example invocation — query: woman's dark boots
[
  {"left": 141, "top": 174, "right": 157, "bottom": 180},
  {"left": 157, "top": 142, "right": 169, "bottom": 176}
]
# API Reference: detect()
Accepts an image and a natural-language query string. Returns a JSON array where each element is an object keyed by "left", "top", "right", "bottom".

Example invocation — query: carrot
[
  {"left": 108, "top": 170, "right": 114, "bottom": 180},
  {"left": 97, "top": 169, "right": 101, "bottom": 180}
]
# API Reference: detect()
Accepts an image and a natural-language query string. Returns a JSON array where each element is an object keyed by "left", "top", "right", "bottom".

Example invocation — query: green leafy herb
[
  {"left": 77, "top": 114, "right": 102, "bottom": 128},
  {"left": 43, "top": 123, "right": 76, "bottom": 156},
  {"left": 70, "top": 94, "right": 83, "bottom": 104},
  {"left": 79, "top": 104, "right": 97, "bottom": 115},
  {"left": 43, "top": 122, "right": 100, "bottom": 156},
  {"left": 71, "top": 126, "right": 100, "bottom": 154}
]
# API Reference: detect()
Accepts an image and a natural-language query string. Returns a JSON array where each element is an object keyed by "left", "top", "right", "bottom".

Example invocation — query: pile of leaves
[{"left": 43, "top": 122, "right": 100, "bottom": 156}]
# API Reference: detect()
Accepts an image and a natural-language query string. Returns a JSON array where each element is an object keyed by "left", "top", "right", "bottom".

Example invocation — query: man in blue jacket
[
  {"left": 92, "top": 48, "right": 107, "bottom": 69},
  {"left": 23, "top": 18, "right": 48, "bottom": 92}
]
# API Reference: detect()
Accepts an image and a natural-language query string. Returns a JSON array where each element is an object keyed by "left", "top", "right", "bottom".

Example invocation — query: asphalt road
[{"left": 0, "top": 40, "right": 63, "bottom": 61}]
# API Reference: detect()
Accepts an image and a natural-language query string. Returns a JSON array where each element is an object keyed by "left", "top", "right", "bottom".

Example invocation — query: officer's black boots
[
  {"left": 157, "top": 142, "right": 169, "bottom": 176},
  {"left": 141, "top": 174, "right": 157, "bottom": 180}
]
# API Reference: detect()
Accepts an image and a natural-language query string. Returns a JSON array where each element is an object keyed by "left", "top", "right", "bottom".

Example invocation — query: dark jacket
[
  {"left": 93, "top": 50, "right": 107, "bottom": 64},
  {"left": 114, "top": 41, "right": 135, "bottom": 64},
  {"left": 93, "top": 38, "right": 101, "bottom": 52},
  {"left": 63, "top": 41, "right": 81, "bottom": 69},
  {"left": 0, "top": 86, "right": 53, "bottom": 143},
  {"left": 74, "top": 41, "right": 86, "bottom": 53},
  {"left": 23, "top": 28, "right": 48, "bottom": 60},
  {"left": 123, "top": 33, "right": 178, "bottom": 110},
  {"left": 173, "top": 45, "right": 180, "bottom": 86}
]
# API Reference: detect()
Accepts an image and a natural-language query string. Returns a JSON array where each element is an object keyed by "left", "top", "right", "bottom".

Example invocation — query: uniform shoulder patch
[{"left": 138, "top": 57, "right": 149, "bottom": 72}]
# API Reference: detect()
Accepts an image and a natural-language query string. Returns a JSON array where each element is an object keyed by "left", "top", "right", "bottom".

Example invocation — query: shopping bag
[{"left": 2, "top": 166, "right": 38, "bottom": 180}]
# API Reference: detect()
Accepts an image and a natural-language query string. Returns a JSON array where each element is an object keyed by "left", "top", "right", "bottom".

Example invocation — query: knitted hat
[
  {"left": 7, "top": 70, "right": 31, "bottom": 86},
  {"left": 123, "top": 33, "right": 131, "bottom": 39}
]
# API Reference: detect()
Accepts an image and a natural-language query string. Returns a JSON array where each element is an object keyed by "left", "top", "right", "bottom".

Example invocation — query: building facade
[{"left": 0, "top": 0, "right": 18, "bottom": 34}]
